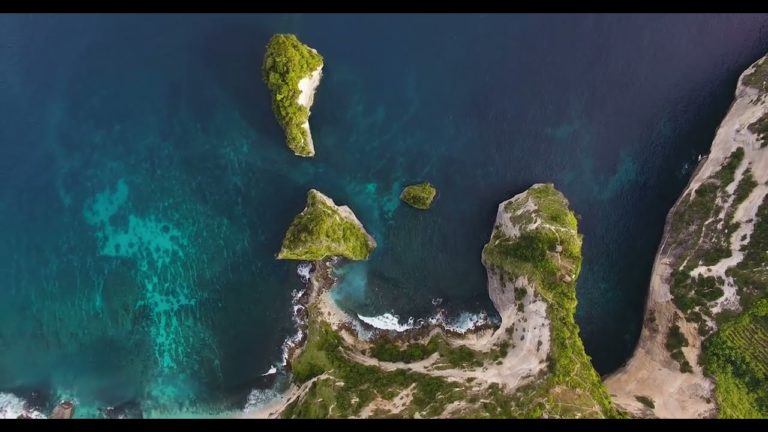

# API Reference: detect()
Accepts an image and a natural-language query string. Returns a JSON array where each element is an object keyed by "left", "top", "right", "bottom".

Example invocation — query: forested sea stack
[
  {"left": 262, "top": 34, "right": 324, "bottom": 157},
  {"left": 277, "top": 189, "right": 376, "bottom": 261},
  {"left": 605, "top": 54, "right": 768, "bottom": 418}
]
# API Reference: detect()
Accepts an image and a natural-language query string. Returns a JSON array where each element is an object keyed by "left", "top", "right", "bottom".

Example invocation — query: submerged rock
[
  {"left": 277, "top": 189, "right": 376, "bottom": 261},
  {"left": 100, "top": 400, "right": 143, "bottom": 419},
  {"left": 49, "top": 400, "right": 75, "bottom": 419}
]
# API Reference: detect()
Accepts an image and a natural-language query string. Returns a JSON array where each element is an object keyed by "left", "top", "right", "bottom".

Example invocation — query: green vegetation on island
[
  {"left": 277, "top": 189, "right": 376, "bottom": 261},
  {"left": 400, "top": 182, "right": 437, "bottom": 210},
  {"left": 262, "top": 34, "right": 324, "bottom": 157},
  {"left": 481, "top": 184, "right": 618, "bottom": 418}
]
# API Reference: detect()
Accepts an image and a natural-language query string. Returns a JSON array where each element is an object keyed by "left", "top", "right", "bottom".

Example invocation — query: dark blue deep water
[{"left": 1, "top": 13, "right": 768, "bottom": 417}]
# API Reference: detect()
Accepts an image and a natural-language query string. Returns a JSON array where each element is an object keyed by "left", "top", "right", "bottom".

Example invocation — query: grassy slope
[{"left": 262, "top": 34, "right": 323, "bottom": 156}]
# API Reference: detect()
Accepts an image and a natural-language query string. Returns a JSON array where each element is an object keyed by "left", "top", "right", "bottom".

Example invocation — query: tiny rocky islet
[{"left": 400, "top": 182, "right": 438, "bottom": 210}]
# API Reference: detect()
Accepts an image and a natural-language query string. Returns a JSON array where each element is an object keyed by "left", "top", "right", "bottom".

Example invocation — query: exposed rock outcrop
[{"left": 49, "top": 400, "right": 75, "bottom": 419}]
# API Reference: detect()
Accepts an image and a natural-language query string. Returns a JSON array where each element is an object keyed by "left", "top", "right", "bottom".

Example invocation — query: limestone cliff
[{"left": 605, "top": 54, "right": 768, "bottom": 418}]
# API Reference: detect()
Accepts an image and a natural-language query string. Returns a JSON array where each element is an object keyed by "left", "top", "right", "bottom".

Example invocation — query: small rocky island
[
  {"left": 262, "top": 34, "right": 323, "bottom": 157},
  {"left": 277, "top": 189, "right": 377, "bottom": 261},
  {"left": 400, "top": 182, "right": 437, "bottom": 210},
  {"left": 261, "top": 184, "right": 618, "bottom": 418}
]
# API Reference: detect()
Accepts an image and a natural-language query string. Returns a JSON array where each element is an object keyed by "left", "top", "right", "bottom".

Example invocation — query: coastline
[
  {"left": 249, "top": 184, "right": 616, "bottom": 418},
  {"left": 604, "top": 55, "right": 768, "bottom": 418}
]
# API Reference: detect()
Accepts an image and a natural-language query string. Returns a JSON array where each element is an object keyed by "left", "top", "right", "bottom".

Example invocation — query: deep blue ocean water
[{"left": 1, "top": 13, "right": 768, "bottom": 417}]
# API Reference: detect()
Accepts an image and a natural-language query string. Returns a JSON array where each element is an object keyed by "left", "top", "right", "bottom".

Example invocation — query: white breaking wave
[
  {"left": 0, "top": 392, "right": 46, "bottom": 419},
  {"left": 441, "top": 311, "right": 491, "bottom": 334},
  {"left": 243, "top": 388, "right": 282, "bottom": 414},
  {"left": 296, "top": 263, "right": 312, "bottom": 283},
  {"left": 357, "top": 312, "right": 416, "bottom": 332},
  {"left": 261, "top": 366, "right": 277, "bottom": 376},
  {"left": 358, "top": 310, "right": 494, "bottom": 334},
  {"left": 279, "top": 285, "right": 308, "bottom": 366}
]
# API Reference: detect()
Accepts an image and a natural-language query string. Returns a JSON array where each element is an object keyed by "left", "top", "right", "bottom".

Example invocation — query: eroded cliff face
[
  {"left": 481, "top": 183, "right": 616, "bottom": 418},
  {"left": 265, "top": 184, "right": 616, "bottom": 419},
  {"left": 605, "top": 54, "right": 768, "bottom": 419}
]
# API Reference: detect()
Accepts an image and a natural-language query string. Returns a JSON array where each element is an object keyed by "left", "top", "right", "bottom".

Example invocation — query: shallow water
[{"left": 1, "top": 13, "right": 767, "bottom": 417}]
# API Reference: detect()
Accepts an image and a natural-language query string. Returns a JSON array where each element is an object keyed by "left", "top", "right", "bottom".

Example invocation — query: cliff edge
[{"left": 605, "top": 54, "right": 768, "bottom": 419}]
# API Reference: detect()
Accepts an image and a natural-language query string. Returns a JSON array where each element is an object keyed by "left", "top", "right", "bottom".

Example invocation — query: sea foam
[{"left": 0, "top": 392, "right": 46, "bottom": 419}]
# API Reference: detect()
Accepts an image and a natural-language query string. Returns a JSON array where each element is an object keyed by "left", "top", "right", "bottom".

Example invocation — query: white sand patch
[
  {"left": 295, "top": 64, "right": 323, "bottom": 156},
  {"left": 317, "top": 288, "right": 354, "bottom": 330}
]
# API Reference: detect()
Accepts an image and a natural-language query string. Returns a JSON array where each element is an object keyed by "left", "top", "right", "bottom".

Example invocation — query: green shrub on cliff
[
  {"left": 400, "top": 182, "right": 437, "bottom": 210},
  {"left": 749, "top": 112, "right": 768, "bottom": 148},
  {"left": 263, "top": 34, "right": 323, "bottom": 157},
  {"left": 277, "top": 190, "right": 376, "bottom": 261},
  {"left": 717, "top": 147, "right": 745, "bottom": 187}
]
